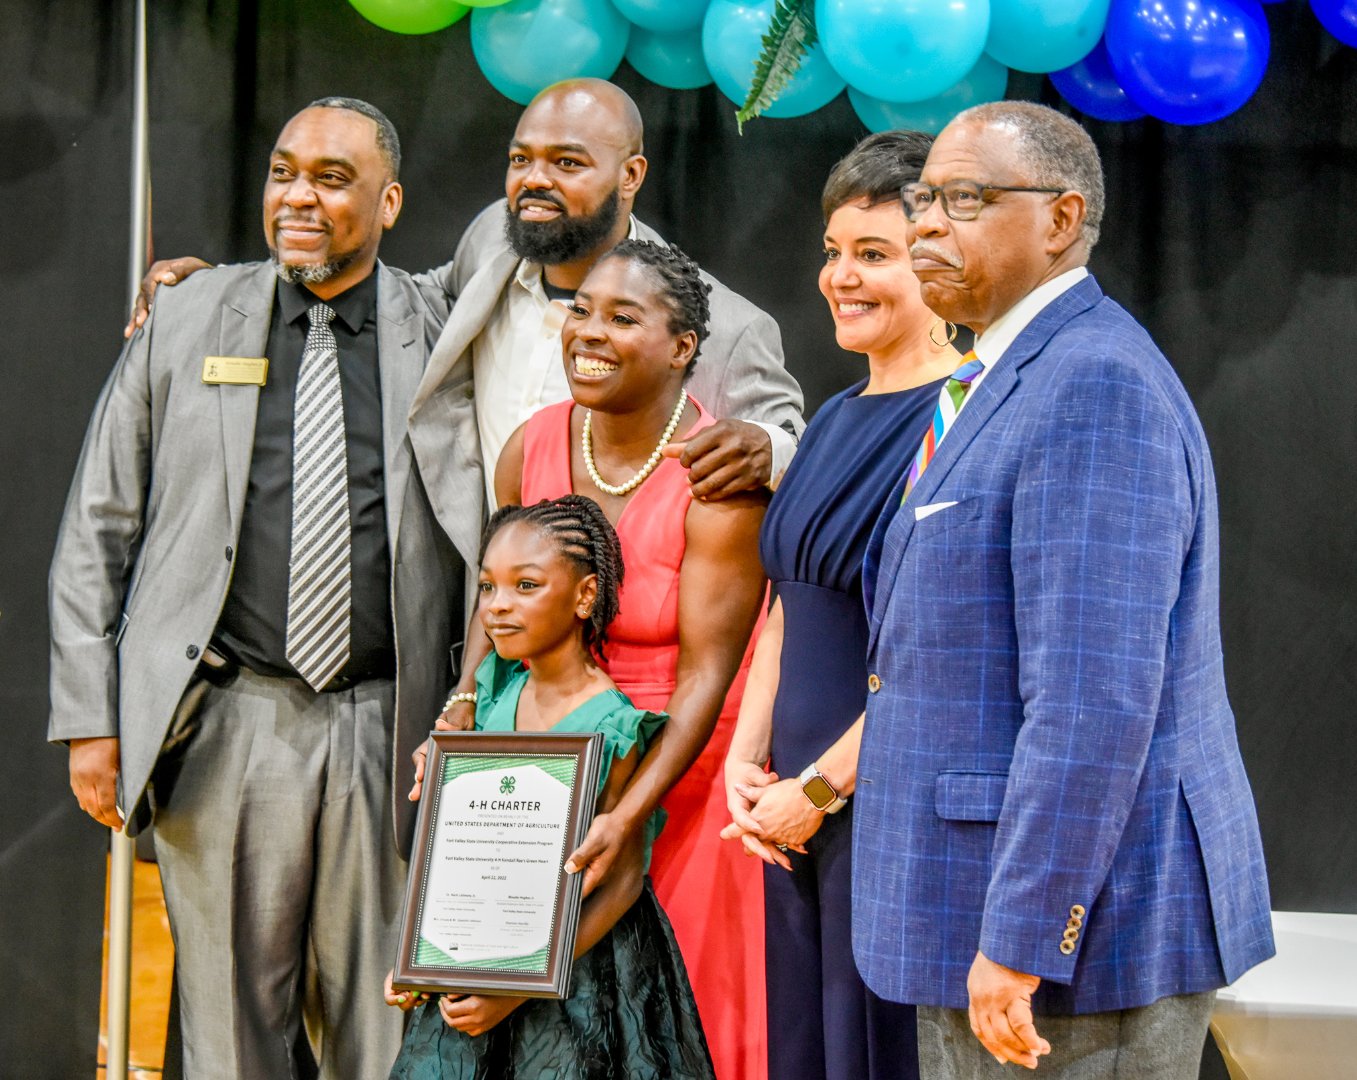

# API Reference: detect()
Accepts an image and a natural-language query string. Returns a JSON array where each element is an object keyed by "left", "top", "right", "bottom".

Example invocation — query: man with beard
[
  {"left": 406, "top": 78, "right": 804, "bottom": 508},
  {"left": 50, "top": 98, "right": 475, "bottom": 1079},
  {"left": 127, "top": 81, "right": 802, "bottom": 503}
]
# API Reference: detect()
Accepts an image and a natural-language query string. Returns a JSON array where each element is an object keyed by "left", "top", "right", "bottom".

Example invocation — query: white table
[{"left": 1210, "top": 911, "right": 1357, "bottom": 1080}]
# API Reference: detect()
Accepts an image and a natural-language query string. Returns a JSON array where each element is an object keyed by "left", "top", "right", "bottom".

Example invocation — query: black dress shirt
[{"left": 215, "top": 272, "right": 395, "bottom": 683}]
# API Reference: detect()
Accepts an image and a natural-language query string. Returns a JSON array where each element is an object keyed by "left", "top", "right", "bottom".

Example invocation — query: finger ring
[{"left": 776, "top": 843, "right": 788, "bottom": 852}]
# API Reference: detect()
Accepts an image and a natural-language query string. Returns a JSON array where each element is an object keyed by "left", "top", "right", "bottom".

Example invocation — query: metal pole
[{"left": 106, "top": 1, "right": 150, "bottom": 1075}]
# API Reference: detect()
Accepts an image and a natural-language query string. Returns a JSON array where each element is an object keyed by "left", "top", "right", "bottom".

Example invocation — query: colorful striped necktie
[{"left": 901, "top": 352, "right": 985, "bottom": 505}]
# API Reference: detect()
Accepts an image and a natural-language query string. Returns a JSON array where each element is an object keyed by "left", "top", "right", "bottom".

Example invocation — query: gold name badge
[{"left": 202, "top": 356, "right": 269, "bottom": 386}]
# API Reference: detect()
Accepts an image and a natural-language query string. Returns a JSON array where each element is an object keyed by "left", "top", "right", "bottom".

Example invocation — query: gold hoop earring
[{"left": 929, "top": 318, "right": 958, "bottom": 348}]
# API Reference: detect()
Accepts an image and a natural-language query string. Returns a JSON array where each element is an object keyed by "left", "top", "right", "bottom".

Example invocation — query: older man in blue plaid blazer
[{"left": 854, "top": 103, "right": 1274, "bottom": 1077}]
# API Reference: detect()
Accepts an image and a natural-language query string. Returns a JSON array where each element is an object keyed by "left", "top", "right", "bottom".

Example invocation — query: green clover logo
[{"left": 499, "top": 775, "right": 516, "bottom": 795}]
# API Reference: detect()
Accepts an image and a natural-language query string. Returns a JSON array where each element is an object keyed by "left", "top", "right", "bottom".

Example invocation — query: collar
[
  {"left": 277, "top": 267, "right": 378, "bottom": 334},
  {"left": 513, "top": 214, "right": 641, "bottom": 299},
  {"left": 972, "top": 266, "right": 1088, "bottom": 370}
]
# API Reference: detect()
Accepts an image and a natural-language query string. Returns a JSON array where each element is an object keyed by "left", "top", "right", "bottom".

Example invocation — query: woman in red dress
[{"left": 493, "top": 240, "right": 770, "bottom": 1080}]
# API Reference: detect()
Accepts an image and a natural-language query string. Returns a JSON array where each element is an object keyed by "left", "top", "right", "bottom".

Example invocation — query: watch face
[{"left": 803, "top": 774, "right": 837, "bottom": 810}]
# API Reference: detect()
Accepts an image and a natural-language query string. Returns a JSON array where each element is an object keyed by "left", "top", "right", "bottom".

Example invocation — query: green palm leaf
[{"left": 736, "top": 0, "right": 818, "bottom": 132}]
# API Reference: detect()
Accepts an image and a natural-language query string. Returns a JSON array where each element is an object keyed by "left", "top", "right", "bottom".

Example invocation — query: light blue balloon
[
  {"left": 470, "top": 0, "right": 631, "bottom": 105},
  {"left": 849, "top": 53, "right": 1010, "bottom": 134},
  {"left": 816, "top": 0, "right": 990, "bottom": 104},
  {"left": 613, "top": 0, "right": 712, "bottom": 33},
  {"left": 627, "top": 26, "right": 713, "bottom": 89},
  {"left": 702, "top": 0, "right": 846, "bottom": 117},
  {"left": 985, "top": 0, "right": 1109, "bottom": 73}
]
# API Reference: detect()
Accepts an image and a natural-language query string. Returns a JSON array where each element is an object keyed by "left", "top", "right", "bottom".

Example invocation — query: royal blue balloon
[
  {"left": 849, "top": 54, "right": 1010, "bottom": 134},
  {"left": 1312, "top": 0, "right": 1357, "bottom": 46},
  {"left": 470, "top": 0, "right": 631, "bottom": 105},
  {"left": 613, "top": 0, "right": 711, "bottom": 33},
  {"left": 816, "top": 0, "right": 990, "bottom": 104},
  {"left": 627, "top": 25, "right": 713, "bottom": 89},
  {"left": 702, "top": 0, "right": 845, "bottom": 118},
  {"left": 985, "top": 0, "right": 1109, "bottom": 73},
  {"left": 1049, "top": 36, "right": 1145, "bottom": 120},
  {"left": 1104, "top": 0, "right": 1269, "bottom": 125}
]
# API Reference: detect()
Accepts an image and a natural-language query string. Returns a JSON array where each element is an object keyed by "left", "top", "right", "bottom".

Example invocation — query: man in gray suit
[
  {"left": 50, "top": 98, "right": 474, "bottom": 1079},
  {"left": 406, "top": 77, "right": 804, "bottom": 514}
]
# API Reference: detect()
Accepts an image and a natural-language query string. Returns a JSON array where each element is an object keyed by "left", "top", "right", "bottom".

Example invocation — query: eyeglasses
[{"left": 901, "top": 180, "right": 1065, "bottom": 222}]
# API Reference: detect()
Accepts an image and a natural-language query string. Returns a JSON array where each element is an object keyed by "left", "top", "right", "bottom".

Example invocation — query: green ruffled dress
[{"left": 389, "top": 654, "right": 715, "bottom": 1080}]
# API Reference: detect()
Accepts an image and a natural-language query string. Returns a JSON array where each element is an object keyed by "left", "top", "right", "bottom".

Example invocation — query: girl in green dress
[{"left": 386, "top": 495, "right": 714, "bottom": 1079}]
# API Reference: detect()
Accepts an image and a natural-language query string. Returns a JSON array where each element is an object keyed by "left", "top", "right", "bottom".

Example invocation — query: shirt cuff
[{"left": 752, "top": 421, "right": 797, "bottom": 490}]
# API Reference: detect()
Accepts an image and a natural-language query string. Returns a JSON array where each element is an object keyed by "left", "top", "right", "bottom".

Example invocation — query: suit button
[
  {"left": 186, "top": 644, "right": 199, "bottom": 660},
  {"left": 868, "top": 674, "right": 882, "bottom": 693},
  {"left": 463, "top": 386, "right": 474, "bottom": 400},
  {"left": 1059, "top": 939, "right": 1076, "bottom": 955},
  {"left": 1070, "top": 904, "right": 1086, "bottom": 918},
  {"left": 1063, "top": 927, "right": 1080, "bottom": 942},
  {"left": 1067, "top": 915, "right": 1083, "bottom": 929},
  {"left": 225, "top": 546, "right": 234, "bottom": 561}
]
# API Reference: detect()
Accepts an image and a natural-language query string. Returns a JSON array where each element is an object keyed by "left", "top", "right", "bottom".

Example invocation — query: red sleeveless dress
[{"left": 521, "top": 398, "right": 767, "bottom": 1080}]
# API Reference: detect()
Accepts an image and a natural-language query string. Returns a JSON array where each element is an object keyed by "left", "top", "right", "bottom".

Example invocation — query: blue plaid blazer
[{"left": 853, "top": 276, "right": 1275, "bottom": 1014}]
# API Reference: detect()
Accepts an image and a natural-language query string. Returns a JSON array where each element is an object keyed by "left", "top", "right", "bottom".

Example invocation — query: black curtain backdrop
[{"left": 2, "top": 2, "right": 1353, "bottom": 1076}]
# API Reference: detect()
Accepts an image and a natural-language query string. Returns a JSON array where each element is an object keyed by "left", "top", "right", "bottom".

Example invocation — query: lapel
[
  {"left": 865, "top": 276, "right": 1105, "bottom": 653},
  {"left": 633, "top": 216, "right": 664, "bottom": 244},
  {"left": 409, "top": 246, "right": 520, "bottom": 414},
  {"left": 217, "top": 264, "right": 277, "bottom": 537},
  {"left": 375, "top": 264, "right": 421, "bottom": 551}
]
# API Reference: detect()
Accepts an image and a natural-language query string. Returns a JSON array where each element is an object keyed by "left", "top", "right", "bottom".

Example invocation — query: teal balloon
[
  {"left": 471, "top": 0, "right": 631, "bottom": 105},
  {"left": 613, "top": 0, "right": 712, "bottom": 33},
  {"left": 702, "top": 0, "right": 846, "bottom": 117},
  {"left": 848, "top": 53, "right": 1009, "bottom": 134},
  {"left": 348, "top": 0, "right": 469, "bottom": 33},
  {"left": 460, "top": 0, "right": 512, "bottom": 6},
  {"left": 816, "top": 0, "right": 990, "bottom": 104},
  {"left": 985, "top": 0, "right": 1108, "bottom": 73},
  {"left": 627, "top": 26, "right": 713, "bottom": 89}
]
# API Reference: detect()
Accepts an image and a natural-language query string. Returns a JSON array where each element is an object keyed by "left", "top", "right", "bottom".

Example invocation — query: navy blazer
[{"left": 853, "top": 276, "right": 1275, "bottom": 1014}]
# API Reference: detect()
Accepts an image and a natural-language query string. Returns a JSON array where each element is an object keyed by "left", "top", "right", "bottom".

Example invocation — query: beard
[
  {"left": 504, "top": 187, "right": 621, "bottom": 265},
  {"left": 270, "top": 243, "right": 362, "bottom": 287}
]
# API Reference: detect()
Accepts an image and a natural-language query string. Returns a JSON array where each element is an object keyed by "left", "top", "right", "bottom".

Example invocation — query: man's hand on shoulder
[
  {"left": 124, "top": 257, "right": 214, "bottom": 338},
  {"left": 663, "top": 419, "right": 772, "bottom": 501},
  {"left": 69, "top": 736, "right": 123, "bottom": 831},
  {"left": 967, "top": 950, "right": 1050, "bottom": 1070}
]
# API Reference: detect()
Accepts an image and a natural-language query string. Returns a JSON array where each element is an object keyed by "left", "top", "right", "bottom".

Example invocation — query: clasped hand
[
  {"left": 383, "top": 971, "right": 525, "bottom": 1037},
  {"left": 720, "top": 760, "right": 823, "bottom": 871}
]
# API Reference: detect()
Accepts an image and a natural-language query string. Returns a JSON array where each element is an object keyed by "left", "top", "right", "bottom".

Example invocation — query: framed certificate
[{"left": 392, "top": 730, "right": 604, "bottom": 999}]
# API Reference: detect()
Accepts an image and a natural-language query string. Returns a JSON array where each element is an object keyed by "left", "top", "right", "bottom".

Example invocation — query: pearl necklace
[{"left": 582, "top": 389, "right": 689, "bottom": 498}]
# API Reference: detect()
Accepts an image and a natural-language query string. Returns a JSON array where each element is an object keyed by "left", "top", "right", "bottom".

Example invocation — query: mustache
[
  {"left": 910, "top": 240, "right": 962, "bottom": 269},
  {"left": 274, "top": 215, "right": 329, "bottom": 231},
  {"left": 514, "top": 191, "right": 565, "bottom": 213}
]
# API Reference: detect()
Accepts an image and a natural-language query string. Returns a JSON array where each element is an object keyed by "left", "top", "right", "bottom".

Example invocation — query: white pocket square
[{"left": 914, "top": 500, "right": 958, "bottom": 521}]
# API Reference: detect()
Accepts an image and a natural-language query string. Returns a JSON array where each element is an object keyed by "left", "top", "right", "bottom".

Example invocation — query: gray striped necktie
[{"left": 285, "top": 302, "right": 351, "bottom": 691}]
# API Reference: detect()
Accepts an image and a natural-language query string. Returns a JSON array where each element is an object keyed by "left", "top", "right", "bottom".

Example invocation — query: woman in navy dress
[{"left": 721, "top": 132, "right": 961, "bottom": 1080}]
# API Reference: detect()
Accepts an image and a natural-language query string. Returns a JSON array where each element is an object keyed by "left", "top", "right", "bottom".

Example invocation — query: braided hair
[
  {"left": 600, "top": 238, "right": 712, "bottom": 377},
  {"left": 478, "top": 495, "right": 625, "bottom": 658}
]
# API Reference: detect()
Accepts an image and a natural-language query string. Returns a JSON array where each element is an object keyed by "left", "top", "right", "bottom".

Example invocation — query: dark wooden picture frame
[{"left": 392, "top": 730, "right": 603, "bottom": 999}]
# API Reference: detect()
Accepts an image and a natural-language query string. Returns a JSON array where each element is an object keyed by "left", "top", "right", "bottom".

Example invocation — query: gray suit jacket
[
  {"left": 406, "top": 201, "right": 803, "bottom": 538},
  {"left": 48, "top": 261, "right": 475, "bottom": 852}
]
